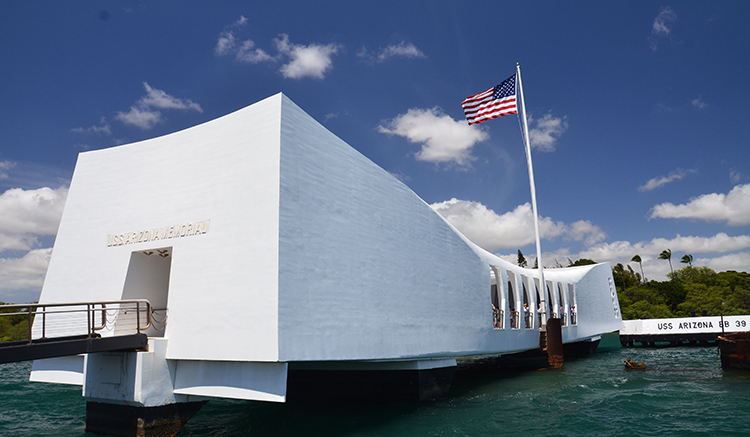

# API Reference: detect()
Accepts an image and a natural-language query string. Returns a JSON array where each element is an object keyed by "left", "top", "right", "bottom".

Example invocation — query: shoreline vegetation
[
  {"left": 2, "top": 262, "right": 748, "bottom": 341},
  {"left": 569, "top": 257, "right": 750, "bottom": 320}
]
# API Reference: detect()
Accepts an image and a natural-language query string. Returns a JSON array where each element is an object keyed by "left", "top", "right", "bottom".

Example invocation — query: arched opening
[
  {"left": 521, "top": 275, "right": 533, "bottom": 329},
  {"left": 507, "top": 271, "right": 519, "bottom": 329},
  {"left": 489, "top": 266, "right": 504, "bottom": 329},
  {"left": 557, "top": 282, "right": 567, "bottom": 326},
  {"left": 568, "top": 283, "right": 577, "bottom": 325}
]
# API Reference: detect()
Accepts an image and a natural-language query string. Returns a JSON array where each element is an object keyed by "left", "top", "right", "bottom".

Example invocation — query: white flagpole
[{"left": 516, "top": 63, "right": 547, "bottom": 327}]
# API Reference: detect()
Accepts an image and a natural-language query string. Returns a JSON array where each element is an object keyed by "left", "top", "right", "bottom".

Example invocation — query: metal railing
[{"left": 0, "top": 300, "right": 155, "bottom": 345}]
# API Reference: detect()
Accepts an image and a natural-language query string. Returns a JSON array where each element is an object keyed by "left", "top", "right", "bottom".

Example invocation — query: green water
[{"left": 2, "top": 334, "right": 750, "bottom": 436}]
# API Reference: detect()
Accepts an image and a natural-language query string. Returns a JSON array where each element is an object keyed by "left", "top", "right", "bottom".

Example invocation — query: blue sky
[{"left": 1, "top": 1, "right": 749, "bottom": 303}]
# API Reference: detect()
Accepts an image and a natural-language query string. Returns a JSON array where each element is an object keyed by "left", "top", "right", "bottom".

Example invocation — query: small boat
[
  {"left": 718, "top": 332, "right": 750, "bottom": 370},
  {"left": 624, "top": 358, "right": 646, "bottom": 370}
]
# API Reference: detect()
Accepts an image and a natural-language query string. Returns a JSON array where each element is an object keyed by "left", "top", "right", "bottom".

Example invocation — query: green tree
[
  {"left": 0, "top": 302, "right": 32, "bottom": 341},
  {"left": 659, "top": 249, "right": 673, "bottom": 274},
  {"left": 631, "top": 254, "right": 645, "bottom": 283},
  {"left": 517, "top": 249, "right": 527, "bottom": 268},
  {"left": 613, "top": 263, "right": 640, "bottom": 290},
  {"left": 681, "top": 253, "right": 693, "bottom": 266},
  {"left": 568, "top": 258, "right": 597, "bottom": 267}
]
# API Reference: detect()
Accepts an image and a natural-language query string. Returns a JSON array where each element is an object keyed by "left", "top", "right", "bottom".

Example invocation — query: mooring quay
[{"left": 620, "top": 315, "right": 750, "bottom": 347}]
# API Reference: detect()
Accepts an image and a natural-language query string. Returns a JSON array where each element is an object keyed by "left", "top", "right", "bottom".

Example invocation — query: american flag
[{"left": 462, "top": 74, "right": 517, "bottom": 125}]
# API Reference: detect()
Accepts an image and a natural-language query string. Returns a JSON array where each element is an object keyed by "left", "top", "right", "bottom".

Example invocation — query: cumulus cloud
[
  {"left": 430, "top": 199, "right": 605, "bottom": 251},
  {"left": 638, "top": 168, "right": 696, "bottom": 192},
  {"left": 700, "top": 252, "right": 750, "bottom": 273},
  {"left": 214, "top": 16, "right": 250, "bottom": 56},
  {"left": 115, "top": 83, "right": 202, "bottom": 130},
  {"left": 358, "top": 41, "right": 426, "bottom": 63},
  {"left": 0, "top": 186, "right": 68, "bottom": 302},
  {"left": 214, "top": 17, "right": 274, "bottom": 64},
  {"left": 429, "top": 195, "right": 750, "bottom": 281},
  {"left": 377, "top": 108, "right": 488, "bottom": 167},
  {"left": 214, "top": 18, "right": 341, "bottom": 79},
  {"left": 562, "top": 233, "right": 750, "bottom": 281},
  {"left": 0, "top": 186, "right": 68, "bottom": 252},
  {"left": 0, "top": 248, "right": 52, "bottom": 302},
  {"left": 650, "top": 183, "right": 750, "bottom": 225},
  {"left": 274, "top": 34, "right": 341, "bottom": 79},
  {"left": 650, "top": 6, "right": 677, "bottom": 51},
  {"left": 215, "top": 30, "right": 237, "bottom": 56},
  {"left": 528, "top": 113, "right": 568, "bottom": 152},
  {"left": 115, "top": 106, "right": 163, "bottom": 130}
]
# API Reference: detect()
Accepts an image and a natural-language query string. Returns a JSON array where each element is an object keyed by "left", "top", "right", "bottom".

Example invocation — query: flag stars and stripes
[{"left": 462, "top": 74, "right": 518, "bottom": 125}]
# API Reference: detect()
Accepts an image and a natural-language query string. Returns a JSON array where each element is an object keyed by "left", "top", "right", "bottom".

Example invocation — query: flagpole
[{"left": 516, "top": 63, "right": 547, "bottom": 327}]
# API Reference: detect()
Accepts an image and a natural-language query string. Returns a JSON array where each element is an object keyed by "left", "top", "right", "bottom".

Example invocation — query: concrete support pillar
[
  {"left": 85, "top": 400, "right": 207, "bottom": 437},
  {"left": 82, "top": 338, "right": 207, "bottom": 436}
]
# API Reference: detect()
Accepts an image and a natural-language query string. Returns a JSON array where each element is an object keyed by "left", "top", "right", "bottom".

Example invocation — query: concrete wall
[
  {"left": 38, "top": 94, "right": 286, "bottom": 362},
  {"left": 277, "top": 96, "right": 488, "bottom": 361}
]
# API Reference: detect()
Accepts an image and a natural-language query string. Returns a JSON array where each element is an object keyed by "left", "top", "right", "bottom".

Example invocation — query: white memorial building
[{"left": 30, "top": 93, "right": 622, "bottom": 435}]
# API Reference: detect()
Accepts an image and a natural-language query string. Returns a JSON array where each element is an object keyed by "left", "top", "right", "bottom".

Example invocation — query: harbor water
[{"left": 2, "top": 334, "right": 750, "bottom": 436}]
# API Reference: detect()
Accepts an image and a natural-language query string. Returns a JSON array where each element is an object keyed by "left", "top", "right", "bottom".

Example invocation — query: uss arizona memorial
[{"left": 30, "top": 93, "right": 622, "bottom": 434}]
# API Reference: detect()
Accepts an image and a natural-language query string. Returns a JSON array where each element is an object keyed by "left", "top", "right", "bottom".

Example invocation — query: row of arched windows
[{"left": 490, "top": 266, "right": 577, "bottom": 330}]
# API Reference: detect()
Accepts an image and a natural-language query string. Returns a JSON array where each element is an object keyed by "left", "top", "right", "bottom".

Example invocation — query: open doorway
[{"left": 115, "top": 247, "right": 172, "bottom": 337}]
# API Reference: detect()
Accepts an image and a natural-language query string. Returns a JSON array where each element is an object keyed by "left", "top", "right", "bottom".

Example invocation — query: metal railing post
[
  {"left": 42, "top": 306, "right": 46, "bottom": 338},
  {"left": 27, "top": 306, "right": 33, "bottom": 345},
  {"left": 136, "top": 301, "right": 141, "bottom": 334},
  {"left": 87, "top": 303, "right": 92, "bottom": 339}
]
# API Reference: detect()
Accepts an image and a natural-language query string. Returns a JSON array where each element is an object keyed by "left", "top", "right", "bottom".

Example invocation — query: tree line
[{"left": 0, "top": 303, "right": 31, "bottom": 341}]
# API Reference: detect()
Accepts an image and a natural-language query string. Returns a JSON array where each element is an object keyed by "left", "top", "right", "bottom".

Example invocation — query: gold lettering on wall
[{"left": 106, "top": 220, "right": 211, "bottom": 247}]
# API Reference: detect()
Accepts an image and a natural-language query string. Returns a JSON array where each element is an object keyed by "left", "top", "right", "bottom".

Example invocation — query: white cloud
[
  {"left": 377, "top": 108, "right": 488, "bottom": 167},
  {"left": 429, "top": 195, "right": 750, "bottom": 281},
  {"left": 0, "top": 248, "right": 51, "bottom": 303},
  {"left": 214, "top": 15, "right": 249, "bottom": 56},
  {"left": 215, "top": 31, "right": 236, "bottom": 56},
  {"left": 638, "top": 168, "right": 696, "bottom": 191},
  {"left": 71, "top": 118, "right": 112, "bottom": 136},
  {"left": 115, "top": 106, "right": 163, "bottom": 130},
  {"left": 138, "top": 83, "right": 202, "bottom": 112},
  {"left": 533, "top": 233, "right": 750, "bottom": 281},
  {"left": 700, "top": 252, "right": 750, "bottom": 273},
  {"left": 430, "top": 199, "right": 605, "bottom": 251},
  {"left": 730, "top": 169, "right": 741, "bottom": 184},
  {"left": 692, "top": 96, "right": 708, "bottom": 109},
  {"left": 650, "top": 183, "right": 750, "bottom": 225},
  {"left": 236, "top": 40, "right": 274, "bottom": 64},
  {"left": 214, "top": 17, "right": 274, "bottom": 64},
  {"left": 359, "top": 41, "right": 427, "bottom": 63},
  {"left": 650, "top": 6, "right": 677, "bottom": 51},
  {"left": 214, "top": 20, "right": 339, "bottom": 79},
  {"left": 274, "top": 34, "right": 341, "bottom": 80},
  {"left": 528, "top": 113, "right": 568, "bottom": 152},
  {"left": 0, "top": 186, "right": 68, "bottom": 252},
  {"left": 653, "top": 7, "right": 677, "bottom": 36},
  {"left": 0, "top": 161, "right": 16, "bottom": 180},
  {"left": 116, "top": 83, "right": 202, "bottom": 130},
  {"left": 0, "top": 186, "right": 68, "bottom": 302}
]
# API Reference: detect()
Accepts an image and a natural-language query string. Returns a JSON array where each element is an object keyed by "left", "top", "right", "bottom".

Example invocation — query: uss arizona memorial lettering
[
  {"left": 657, "top": 321, "right": 715, "bottom": 331},
  {"left": 107, "top": 219, "right": 210, "bottom": 247}
]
